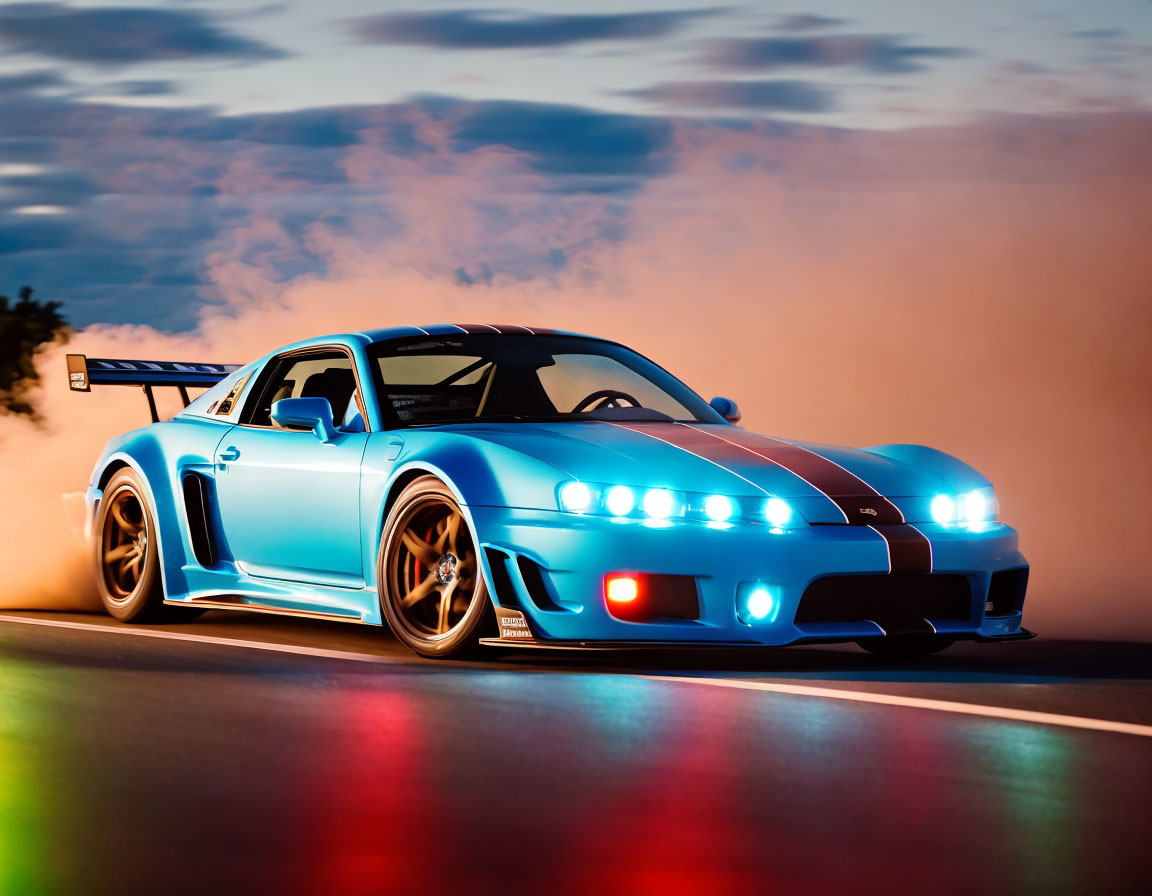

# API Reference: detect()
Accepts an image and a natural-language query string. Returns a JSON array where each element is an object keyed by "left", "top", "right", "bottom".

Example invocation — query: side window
[
  {"left": 376, "top": 353, "right": 495, "bottom": 423},
  {"left": 241, "top": 352, "right": 358, "bottom": 428}
]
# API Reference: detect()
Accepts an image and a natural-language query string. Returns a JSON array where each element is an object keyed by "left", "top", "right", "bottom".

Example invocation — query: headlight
[
  {"left": 959, "top": 487, "right": 997, "bottom": 523},
  {"left": 642, "top": 488, "right": 676, "bottom": 519},
  {"left": 555, "top": 482, "right": 804, "bottom": 527},
  {"left": 604, "top": 485, "right": 635, "bottom": 517},
  {"left": 558, "top": 481, "right": 593, "bottom": 513},
  {"left": 704, "top": 494, "right": 735, "bottom": 522},
  {"left": 930, "top": 494, "right": 956, "bottom": 524},
  {"left": 930, "top": 487, "right": 997, "bottom": 525},
  {"left": 764, "top": 497, "right": 793, "bottom": 528}
]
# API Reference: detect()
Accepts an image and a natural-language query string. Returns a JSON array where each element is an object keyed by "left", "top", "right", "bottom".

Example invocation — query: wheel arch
[
  {"left": 96, "top": 457, "right": 132, "bottom": 490},
  {"left": 93, "top": 450, "right": 175, "bottom": 600},
  {"left": 369, "top": 460, "right": 503, "bottom": 611}
]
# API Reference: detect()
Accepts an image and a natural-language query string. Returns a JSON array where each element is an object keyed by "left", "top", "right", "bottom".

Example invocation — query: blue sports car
[{"left": 69, "top": 325, "right": 1031, "bottom": 658}]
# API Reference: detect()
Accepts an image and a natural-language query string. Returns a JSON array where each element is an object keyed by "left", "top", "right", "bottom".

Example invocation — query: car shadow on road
[
  {"left": 497, "top": 639, "right": 1152, "bottom": 685},
  {"left": 4, "top": 610, "right": 1150, "bottom": 686}
]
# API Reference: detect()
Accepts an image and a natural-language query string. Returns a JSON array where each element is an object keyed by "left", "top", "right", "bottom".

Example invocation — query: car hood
[{"left": 451, "top": 421, "right": 974, "bottom": 523}]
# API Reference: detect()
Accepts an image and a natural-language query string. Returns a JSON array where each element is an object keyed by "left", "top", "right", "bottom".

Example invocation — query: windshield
[{"left": 369, "top": 334, "right": 725, "bottom": 427}]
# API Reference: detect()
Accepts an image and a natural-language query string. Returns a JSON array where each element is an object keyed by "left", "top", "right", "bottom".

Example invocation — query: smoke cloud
[{"left": 2, "top": 109, "right": 1149, "bottom": 641}]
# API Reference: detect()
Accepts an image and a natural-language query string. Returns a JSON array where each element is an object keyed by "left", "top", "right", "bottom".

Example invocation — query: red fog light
[
  {"left": 605, "top": 573, "right": 700, "bottom": 622},
  {"left": 605, "top": 575, "right": 639, "bottom": 603}
]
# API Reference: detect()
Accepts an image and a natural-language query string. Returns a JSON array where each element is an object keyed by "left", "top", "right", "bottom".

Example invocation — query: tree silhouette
[{"left": 0, "top": 286, "right": 70, "bottom": 418}]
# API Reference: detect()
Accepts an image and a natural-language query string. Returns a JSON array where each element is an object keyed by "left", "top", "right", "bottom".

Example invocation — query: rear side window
[
  {"left": 242, "top": 351, "right": 360, "bottom": 428},
  {"left": 214, "top": 374, "right": 250, "bottom": 417}
]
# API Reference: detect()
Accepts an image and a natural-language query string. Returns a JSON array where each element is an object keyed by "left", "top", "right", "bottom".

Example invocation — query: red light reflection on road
[{"left": 286, "top": 688, "right": 433, "bottom": 896}]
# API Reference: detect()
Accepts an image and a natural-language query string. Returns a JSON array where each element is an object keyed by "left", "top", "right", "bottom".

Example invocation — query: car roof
[
  {"left": 355, "top": 324, "right": 593, "bottom": 343},
  {"left": 263, "top": 324, "right": 601, "bottom": 356}
]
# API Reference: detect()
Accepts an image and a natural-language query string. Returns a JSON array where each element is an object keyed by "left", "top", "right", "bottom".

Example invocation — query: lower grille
[{"left": 795, "top": 574, "right": 972, "bottom": 625}]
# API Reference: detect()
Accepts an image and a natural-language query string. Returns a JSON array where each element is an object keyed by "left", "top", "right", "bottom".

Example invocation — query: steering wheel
[{"left": 571, "top": 389, "right": 643, "bottom": 414}]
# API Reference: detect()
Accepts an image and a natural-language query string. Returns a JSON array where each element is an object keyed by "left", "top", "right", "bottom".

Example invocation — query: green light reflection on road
[
  {"left": 0, "top": 657, "right": 58, "bottom": 896},
  {"left": 965, "top": 720, "right": 1079, "bottom": 895}
]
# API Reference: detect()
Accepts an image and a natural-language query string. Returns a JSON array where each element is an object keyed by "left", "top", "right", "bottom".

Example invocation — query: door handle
[{"left": 219, "top": 447, "right": 240, "bottom": 463}]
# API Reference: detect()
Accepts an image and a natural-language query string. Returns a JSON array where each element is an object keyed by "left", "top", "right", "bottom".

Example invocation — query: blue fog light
[
  {"left": 764, "top": 497, "right": 792, "bottom": 528},
  {"left": 643, "top": 488, "right": 675, "bottom": 519},
  {"left": 559, "top": 482, "right": 592, "bottom": 513},
  {"left": 704, "top": 494, "right": 735, "bottom": 522},
  {"left": 746, "top": 588, "right": 774, "bottom": 620},
  {"left": 605, "top": 485, "right": 635, "bottom": 517}
]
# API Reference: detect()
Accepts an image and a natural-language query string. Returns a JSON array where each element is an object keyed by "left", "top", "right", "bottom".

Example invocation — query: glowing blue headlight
[
  {"left": 960, "top": 488, "right": 997, "bottom": 523},
  {"left": 643, "top": 488, "right": 675, "bottom": 519},
  {"left": 558, "top": 481, "right": 592, "bottom": 513},
  {"left": 764, "top": 497, "right": 792, "bottom": 528},
  {"left": 704, "top": 494, "right": 735, "bottom": 522},
  {"left": 605, "top": 485, "right": 635, "bottom": 517},
  {"left": 930, "top": 494, "right": 956, "bottom": 524}
]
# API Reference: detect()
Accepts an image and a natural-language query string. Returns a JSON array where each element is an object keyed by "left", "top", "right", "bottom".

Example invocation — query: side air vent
[
  {"left": 182, "top": 473, "right": 217, "bottom": 568},
  {"left": 515, "top": 556, "right": 563, "bottom": 612},
  {"left": 484, "top": 548, "right": 520, "bottom": 609},
  {"left": 986, "top": 568, "right": 1028, "bottom": 617}
]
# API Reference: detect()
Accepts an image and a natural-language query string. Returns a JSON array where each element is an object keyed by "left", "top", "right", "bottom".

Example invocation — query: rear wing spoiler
[{"left": 66, "top": 354, "right": 241, "bottom": 423}]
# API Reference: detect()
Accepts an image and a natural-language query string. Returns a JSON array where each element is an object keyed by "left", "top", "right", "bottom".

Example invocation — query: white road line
[
  {"left": 641, "top": 675, "right": 1152, "bottom": 739},
  {"left": 0, "top": 614, "right": 403, "bottom": 666},
  {"left": 3, "top": 614, "right": 1150, "bottom": 739}
]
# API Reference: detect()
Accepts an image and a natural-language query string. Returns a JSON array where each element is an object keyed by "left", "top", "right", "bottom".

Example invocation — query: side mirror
[
  {"left": 709, "top": 396, "right": 742, "bottom": 424},
  {"left": 271, "top": 397, "right": 337, "bottom": 442}
]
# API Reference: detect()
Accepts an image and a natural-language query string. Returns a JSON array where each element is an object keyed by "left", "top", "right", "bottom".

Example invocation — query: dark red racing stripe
[
  {"left": 607, "top": 423, "right": 773, "bottom": 495},
  {"left": 618, "top": 423, "right": 934, "bottom": 574},
  {"left": 871, "top": 524, "right": 933, "bottom": 575},
  {"left": 697, "top": 427, "right": 905, "bottom": 524},
  {"left": 452, "top": 323, "right": 502, "bottom": 333},
  {"left": 453, "top": 324, "right": 559, "bottom": 335}
]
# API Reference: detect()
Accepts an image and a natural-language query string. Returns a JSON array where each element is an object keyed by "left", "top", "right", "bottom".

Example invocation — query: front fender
[
  {"left": 360, "top": 431, "right": 568, "bottom": 590},
  {"left": 862, "top": 443, "right": 992, "bottom": 492}
]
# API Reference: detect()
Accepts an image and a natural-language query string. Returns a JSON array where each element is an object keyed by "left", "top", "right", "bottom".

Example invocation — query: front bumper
[{"left": 470, "top": 506, "right": 1029, "bottom": 647}]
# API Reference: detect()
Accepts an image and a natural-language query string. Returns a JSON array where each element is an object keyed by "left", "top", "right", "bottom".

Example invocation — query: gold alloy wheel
[
  {"left": 100, "top": 486, "right": 149, "bottom": 604},
  {"left": 387, "top": 495, "right": 479, "bottom": 640}
]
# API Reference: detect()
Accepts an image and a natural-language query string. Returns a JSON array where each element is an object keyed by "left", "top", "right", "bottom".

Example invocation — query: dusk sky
[{"left": 1, "top": 1, "right": 1151, "bottom": 328}]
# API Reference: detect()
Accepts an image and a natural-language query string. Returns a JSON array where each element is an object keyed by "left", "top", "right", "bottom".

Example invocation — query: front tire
[{"left": 377, "top": 475, "right": 493, "bottom": 658}]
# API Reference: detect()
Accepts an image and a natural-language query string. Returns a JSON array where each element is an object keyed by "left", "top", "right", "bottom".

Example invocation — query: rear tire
[
  {"left": 856, "top": 637, "right": 955, "bottom": 658},
  {"left": 94, "top": 468, "right": 201, "bottom": 623},
  {"left": 377, "top": 475, "right": 493, "bottom": 658}
]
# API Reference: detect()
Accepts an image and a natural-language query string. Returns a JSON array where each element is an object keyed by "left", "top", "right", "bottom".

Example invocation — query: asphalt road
[{"left": 0, "top": 611, "right": 1149, "bottom": 896}]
